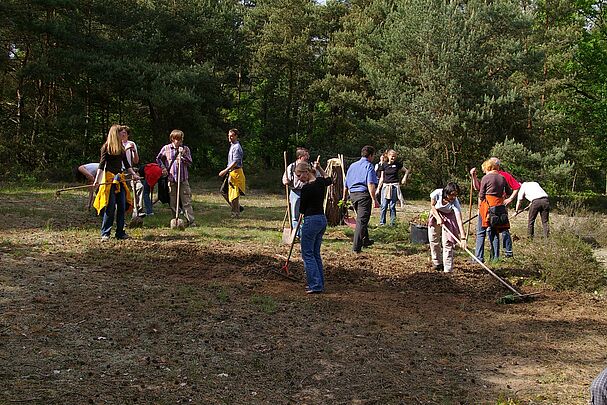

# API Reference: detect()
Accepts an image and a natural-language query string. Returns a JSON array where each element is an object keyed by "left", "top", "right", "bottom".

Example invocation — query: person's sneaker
[
  {"left": 137, "top": 212, "right": 146, "bottom": 218},
  {"left": 146, "top": 212, "right": 154, "bottom": 216},
  {"left": 305, "top": 289, "right": 322, "bottom": 294},
  {"left": 101, "top": 235, "right": 110, "bottom": 242},
  {"left": 116, "top": 233, "right": 129, "bottom": 240},
  {"left": 188, "top": 222, "right": 198, "bottom": 228},
  {"left": 363, "top": 239, "right": 374, "bottom": 247},
  {"left": 432, "top": 264, "right": 444, "bottom": 272}
]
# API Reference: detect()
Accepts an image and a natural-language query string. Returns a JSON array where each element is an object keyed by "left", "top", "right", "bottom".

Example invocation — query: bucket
[{"left": 410, "top": 223, "right": 429, "bottom": 244}]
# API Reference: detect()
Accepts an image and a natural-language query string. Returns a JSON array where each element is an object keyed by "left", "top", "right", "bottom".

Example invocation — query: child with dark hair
[{"left": 428, "top": 182, "right": 466, "bottom": 273}]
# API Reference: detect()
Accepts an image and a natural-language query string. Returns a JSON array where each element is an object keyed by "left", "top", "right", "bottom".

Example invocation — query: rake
[
  {"left": 440, "top": 221, "right": 539, "bottom": 303},
  {"left": 273, "top": 214, "right": 303, "bottom": 281}
]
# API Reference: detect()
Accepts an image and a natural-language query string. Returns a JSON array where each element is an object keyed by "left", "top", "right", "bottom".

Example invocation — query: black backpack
[{"left": 157, "top": 176, "right": 170, "bottom": 204}]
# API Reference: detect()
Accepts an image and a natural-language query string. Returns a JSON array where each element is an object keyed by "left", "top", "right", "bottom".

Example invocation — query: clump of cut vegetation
[{"left": 523, "top": 232, "right": 607, "bottom": 292}]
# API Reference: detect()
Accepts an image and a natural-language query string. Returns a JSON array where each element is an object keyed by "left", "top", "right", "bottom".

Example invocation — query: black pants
[
  {"left": 528, "top": 197, "right": 550, "bottom": 238},
  {"left": 350, "top": 191, "right": 372, "bottom": 252}
]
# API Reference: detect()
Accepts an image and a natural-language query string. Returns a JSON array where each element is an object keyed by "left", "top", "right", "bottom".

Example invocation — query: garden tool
[
  {"left": 169, "top": 150, "right": 186, "bottom": 230},
  {"left": 282, "top": 150, "right": 292, "bottom": 244},
  {"left": 274, "top": 214, "right": 303, "bottom": 281},
  {"left": 339, "top": 154, "right": 356, "bottom": 229},
  {"left": 129, "top": 150, "right": 144, "bottom": 228},
  {"left": 465, "top": 180, "right": 474, "bottom": 240},
  {"left": 439, "top": 215, "right": 539, "bottom": 303}
]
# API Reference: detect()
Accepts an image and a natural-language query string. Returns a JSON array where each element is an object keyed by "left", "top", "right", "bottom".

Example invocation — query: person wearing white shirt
[
  {"left": 119, "top": 126, "right": 144, "bottom": 218},
  {"left": 515, "top": 181, "right": 550, "bottom": 238}
]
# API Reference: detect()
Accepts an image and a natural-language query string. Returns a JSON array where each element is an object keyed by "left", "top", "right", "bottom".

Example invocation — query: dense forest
[{"left": 1, "top": 0, "right": 606, "bottom": 194}]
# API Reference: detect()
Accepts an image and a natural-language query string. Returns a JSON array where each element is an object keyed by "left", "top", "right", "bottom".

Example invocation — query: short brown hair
[
  {"left": 119, "top": 125, "right": 131, "bottom": 135},
  {"left": 170, "top": 129, "right": 184, "bottom": 141}
]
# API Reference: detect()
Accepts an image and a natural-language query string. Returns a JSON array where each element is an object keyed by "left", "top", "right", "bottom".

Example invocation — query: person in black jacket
[{"left": 296, "top": 161, "right": 332, "bottom": 294}]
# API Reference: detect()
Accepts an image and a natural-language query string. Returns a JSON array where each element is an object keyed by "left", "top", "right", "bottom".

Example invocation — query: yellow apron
[
  {"left": 93, "top": 172, "right": 133, "bottom": 215},
  {"left": 228, "top": 168, "right": 246, "bottom": 202}
]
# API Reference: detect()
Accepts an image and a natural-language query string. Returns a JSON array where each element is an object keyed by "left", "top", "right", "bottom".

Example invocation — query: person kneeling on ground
[
  {"left": 296, "top": 160, "right": 332, "bottom": 294},
  {"left": 428, "top": 182, "right": 466, "bottom": 273}
]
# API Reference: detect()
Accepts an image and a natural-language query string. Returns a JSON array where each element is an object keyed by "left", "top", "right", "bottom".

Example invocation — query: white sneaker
[{"left": 101, "top": 235, "right": 110, "bottom": 242}]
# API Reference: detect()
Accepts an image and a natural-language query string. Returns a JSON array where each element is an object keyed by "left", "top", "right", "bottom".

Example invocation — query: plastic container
[{"left": 410, "top": 223, "right": 429, "bottom": 244}]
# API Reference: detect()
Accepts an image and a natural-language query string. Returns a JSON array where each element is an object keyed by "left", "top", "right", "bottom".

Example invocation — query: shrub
[{"left": 524, "top": 232, "right": 606, "bottom": 292}]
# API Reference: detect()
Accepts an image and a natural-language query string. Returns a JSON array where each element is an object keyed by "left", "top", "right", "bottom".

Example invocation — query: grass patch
[{"left": 250, "top": 294, "right": 277, "bottom": 314}]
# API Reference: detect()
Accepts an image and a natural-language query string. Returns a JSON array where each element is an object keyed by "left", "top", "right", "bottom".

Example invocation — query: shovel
[
  {"left": 170, "top": 151, "right": 186, "bottom": 230},
  {"left": 282, "top": 151, "right": 292, "bottom": 244},
  {"left": 274, "top": 214, "right": 303, "bottom": 281},
  {"left": 338, "top": 154, "right": 356, "bottom": 229},
  {"left": 129, "top": 150, "right": 144, "bottom": 228}
]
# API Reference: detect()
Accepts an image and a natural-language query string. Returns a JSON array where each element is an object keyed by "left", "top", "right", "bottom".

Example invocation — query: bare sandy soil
[{"left": 1, "top": 185, "right": 606, "bottom": 404}]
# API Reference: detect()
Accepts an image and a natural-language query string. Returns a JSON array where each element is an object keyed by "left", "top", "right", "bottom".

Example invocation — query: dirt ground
[{"left": 1, "top": 184, "right": 607, "bottom": 404}]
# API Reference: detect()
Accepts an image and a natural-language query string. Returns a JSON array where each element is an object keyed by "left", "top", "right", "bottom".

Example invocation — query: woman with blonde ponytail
[{"left": 93, "top": 124, "right": 141, "bottom": 241}]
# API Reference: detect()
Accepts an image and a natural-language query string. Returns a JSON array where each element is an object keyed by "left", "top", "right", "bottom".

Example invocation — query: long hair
[{"left": 105, "top": 124, "right": 124, "bottom": 155}]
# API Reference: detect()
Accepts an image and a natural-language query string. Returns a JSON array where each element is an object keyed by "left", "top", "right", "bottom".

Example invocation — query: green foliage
[
  {"left": 1, "top": 0, "right": 607, "bottom": 195},
  {"left": 524, "top": 233, "right": 606, "bottom": 292},
  {"left": 490, "top": 138, "right": 574, "bottom": 194},
  {"left": 358, "top": 0, "right": 537, "bottom": 187}
]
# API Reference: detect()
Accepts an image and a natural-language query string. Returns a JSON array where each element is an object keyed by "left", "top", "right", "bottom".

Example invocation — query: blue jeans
[
  {"left": 379, "top": 186, "right": 397, "bottom": 225},
  {"left": 142, "top": 179, "right": 154, "bottom": 215},
  {"left": 101, "top": 183, "right": 126, "bottom": 238},
  {"left": 474, "top": 216, "right": 512, "bottom": 261},
  {"left": 300, "top": 214, "right": 327, "bottom": 292}
]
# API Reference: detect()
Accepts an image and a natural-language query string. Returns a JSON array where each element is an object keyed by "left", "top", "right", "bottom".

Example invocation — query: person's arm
[
  {"left": 430, "top": 196, "right": 442, "bottom": 225},
  {"left": 401, "top": 167, "right": 411, "bottom": 185},
  {"left": 503, "top": 181, "right": 513, "bottom": 202},
  {"left": 156, "top": 146, "right": 169, "bottom": 176},
  {"left": 478, "top": 176, "right": 487, "bottom": 204},
  {"left": 313, "top": 161, "right": 328, "bottom": 178},
  {"left": 377, "top": 171, "right": 384, "bottom": 191},
  {"left": 180, "top": 146, "right": 192, "bottom": 166},
  {"left": 470, "top": 167, "right": 481, "bottom": 191},
  {"left": 368, "top": 183, "right": 378, "bottom": 205},
  {"left": 515, "top": 184, "right": 525, "bottom": 212},
  {"left": 504, "top": 189, "right": 518, "bottom": 206},
  {"left": 93, "top": 148, "right": 106, "bottom": 185},
  {"left": 129, "top": 143, "right": 140, "bottom": 165},
  {"left": 282, "top": 170, "right": 289, "bottom": 186},
  {"left": 219, "top": 161, "right": 238, "bottom": 177},
  {"left": 121, "top": 153, "right": 141, "bottom": 181},
  {"left": 454, "top": 207, "right": 466, "bottom": 249}
]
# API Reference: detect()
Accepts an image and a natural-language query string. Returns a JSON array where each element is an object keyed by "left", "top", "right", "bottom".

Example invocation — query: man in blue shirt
[{"left": 344, "top": 145, "right": 379, "bottom": 253}]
